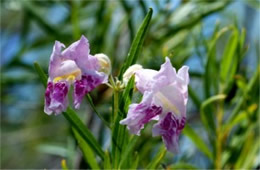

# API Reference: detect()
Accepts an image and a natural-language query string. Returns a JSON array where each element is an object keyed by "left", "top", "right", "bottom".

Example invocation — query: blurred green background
[{"left": 1, "top": 0, "right": 259, "bottom": 169}]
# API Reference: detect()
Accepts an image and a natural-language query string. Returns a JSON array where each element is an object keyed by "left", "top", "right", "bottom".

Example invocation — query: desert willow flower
[
  {"left": 120, "top": 57, "right": 189, "bottom": 153},
  {"left": 44, "top": 35, "right": 111, "bottom": 115}
]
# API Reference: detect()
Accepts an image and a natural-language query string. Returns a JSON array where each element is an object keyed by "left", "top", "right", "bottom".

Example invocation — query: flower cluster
[
  {"left": 120, "top": 57, "right": 189, "bottom": 153},
  {"left": 44, "top": 36, "right": 189, "bottom": 153},
  {"left": 44, "top": 36, "right": 110, "bottom": 115}
]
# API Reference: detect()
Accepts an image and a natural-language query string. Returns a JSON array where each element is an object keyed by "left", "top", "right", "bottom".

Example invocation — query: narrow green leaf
[
  {"left": 63, "top": 108, "right": 105, "bottom": 160},
  {"left": 86, "top": 94, "right": 111, "bottom": 129},
  {"left": 240, "top": 133, "right": 260, "bottom": 168},
  {"left": 71, "top": 1, "right": 81, "bottom": 40},
  {"left": 227, "top": 67, "right": 259, "bottom": 123},
  {"left": 146, "top": 146, "right": 167, "bottom": 169},
  {"left": 21, "top": 0, "right": 63, "bottom": 39},
  {"left": 188, "top": 86, "right": 202, "bottom": 109},
  {"left": 183, "top": 124, "right": 213, "bottom": 160},
  {"left": 120, "top": 76, "right": 135, "bottom": 115},
  {"left": 130, "top": 152, "right": 139, "bottom": 169},
  {"left": 104, "top": 150, "right": 112, "bottom": 169},
  {"left": 160, "top": 1, "right": 230, "bottom": 42},
  {"left": 33, "top": 62, "right": 47, "bottom": 88},
  {"left": 168, "top": 162, "right": 198, "bottom": 169},
  {"left": 223, "top": 104, "right": 257, "bottom": 134},
  {"left": 220, "top": 27, "right": 239, "bottom": 92},
  {"left": 200, "top": 94, "right": 226, "bottom": 132},
  {"left": 204, "top": 27, "right": 230, "bottom": 97},
  {"left": 118, "top": 8, "right": 153, "bottom": 79},
  {"left": 72, "top": 128, "right": 100, "bottom": 169},
  {"left": 120, "top": 0, "right": 135, "bottom": 42},
  {"left": 37, "top": 144, "right": 67, "bottom": 157},
  {"left": 234, "top": 132, "right": 257, "bottom": 169},
  {"left": 119, "top": 136, "right": 138, "bottom": 168}
]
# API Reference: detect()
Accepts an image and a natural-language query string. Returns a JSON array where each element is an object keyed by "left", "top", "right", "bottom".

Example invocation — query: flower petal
[
  {"left": 135, "top": 69, "right": 158, "bottom": 93},
  {"left": 73, "top": 72, "right": 107, "bottom": 109},
  {"left": 153, "top": 84, "right": 187, "bottom": 117},
  {"left": 49, "top": 41, "right": 65, "bottom": 80},
  {"left": 120, "top": 92, "right": 162, "bottom": 135},
  {"left": 61, "top": 36, "right": 100, "bottom": 73},
  {"left": 177, "top": 66, "right": 189, "bottom": 85},
  {"left": 152, "top": 112, "right": 186, "bottom": 153},
  {"left": 123, "top": 64, "right": 143, "bottom": 85},
  {"left": 151, "top": 57, "right": 177, "bottom": 91},
  {"left": 44, "top": 81, "right": 69, "bottom": 115}
]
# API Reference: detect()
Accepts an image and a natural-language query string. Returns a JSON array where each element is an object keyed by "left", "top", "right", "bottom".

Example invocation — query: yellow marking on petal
[
  {"left": 155, "top": 92, "right": 180, "bottom": 115},
  {"left": 53, "top": 70, "right": 81, "bottom": 83},
  {"left": 66, "top": 75, "right": 76, "bottom": 83},
  {"left": 53, "top": 77, "right": 63, "bottom": 83}
]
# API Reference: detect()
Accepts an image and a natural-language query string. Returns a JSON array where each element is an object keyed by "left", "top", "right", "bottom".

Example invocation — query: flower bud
[
  {"left": 95, "top": 53, "right": 111, "bottom": 75},
  {"left": 123, "top": 64, "right": 143, "bottom": 85}
]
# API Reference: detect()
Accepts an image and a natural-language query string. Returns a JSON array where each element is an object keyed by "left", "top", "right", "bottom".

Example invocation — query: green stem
[
  {"left": 216, "top": 100, "right": 224, "bottom": 169},
  {"left": 113, "top": 89, "right": 119, "bottom": 125}
]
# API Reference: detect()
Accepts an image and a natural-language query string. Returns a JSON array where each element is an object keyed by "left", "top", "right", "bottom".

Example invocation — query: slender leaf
[
  {"left": 222, "top": 104, "right": 257, "bottom": 135},
  {"left": 119, "top": 136, "right": 138, "bottom": 168},
  {"left": 204, "top": 27, "right": 230, "bottom": 97},
  {"left": 168, "top": 162, "right": 198, "bottom": 169},
  {"left": 63, "top": 108, "right": 105, "bottom": 160},
  {"left": 104, "top": 150, "right": 112, "bottom": 169},
  {"left": 146, "top": 146, "right": 167, "bottom": 169},
  {"left": 183, "top": 124, "right": 213, "bottom": 160},
  {"left": 120, "top": 76, "right": 135, "bottom": 115},
  {"left": 118, "top": 8, "right": 153, "bottom": 79},
  {"left": 130, "top": 152, "right": 139, "bottom": 169},
  {"left": 227, "top": 67, "right": 259, "bottom": 123},
  {"left": 188, "top": 86, "right": 202, "bottom": 109},
  {"left": 37, "top": 144, "right": 67, "bottom": 157},
  {"left": 234, "top": 132, "right": 256, "bottom": 169},
  {"left": 72, "top": 128, "right": 100, "bottom": 169},
  {"left": 200, "top": 94, "right": 226, "bottom": 132},
  {"left": 220, "top": 27, "right": 239, "bottom": 93},
  {"left": 86, "top": 94, "right": 111, "bottom": 129},
  {"left": 21, "top": 0, "right": 63, "bottom": 39},
  {"left": 159, "top": 1, "right": 230, "bottom": 42},
  {"left": 33, "top": 62, "right": 47, "bottom": 88}
]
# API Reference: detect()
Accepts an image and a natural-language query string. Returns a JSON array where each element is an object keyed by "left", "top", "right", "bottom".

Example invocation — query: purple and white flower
[
  {"left": 44, "top": 35, "right": 109, "bottom": 115},
  {"left": 120, "top": 57, "right": 189, "bottom": 153}
]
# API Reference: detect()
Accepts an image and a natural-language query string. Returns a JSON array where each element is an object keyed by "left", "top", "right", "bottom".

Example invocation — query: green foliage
[
  {"left": 183, "top": 124, "right": 213, "bottom": 160},
  {"left": 146, "top": 146, "right": 167, "bottom": 169},
  {"left": 72, "top": 128, "right": 100, "bottom": 169},
  {"left": 118, "top": 8, "right": 153, "bottom": 79}
]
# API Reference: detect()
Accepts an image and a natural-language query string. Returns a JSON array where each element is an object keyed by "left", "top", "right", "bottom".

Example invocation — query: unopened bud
[
  {"left": 95, "top": 53, "right": 111, "bottom": 75},
  {"left": 123, "top": 64, "right": 143, "bottom": 85}
]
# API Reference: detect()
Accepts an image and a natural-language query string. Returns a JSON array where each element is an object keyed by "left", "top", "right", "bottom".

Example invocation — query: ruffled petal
[
  {"left": 152, "top": 112, "right": 186, "bottom": 153},
  {"left": 61, "top": 36, "right": 100, "bottom": 73},
  {"left": 44, "top": 81, "right": 69, "bottom": 115},
  {"left": 135, "top": 69, "right": 158, "bottom": 93},
  {"left": 120, "top": 92, "right": 162, "bottom": 135},
  {"left": 49, "top": 41, "right": 65, "bottom": 80},
  {"left": 73, "top": 72, "right": 107, "bottom": 109},
  {"left": 177, "top": 66, "right": 189, "bottom": 86},
  {"left": 151, "top": 57, "right": 177, "bottom": 91}
]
